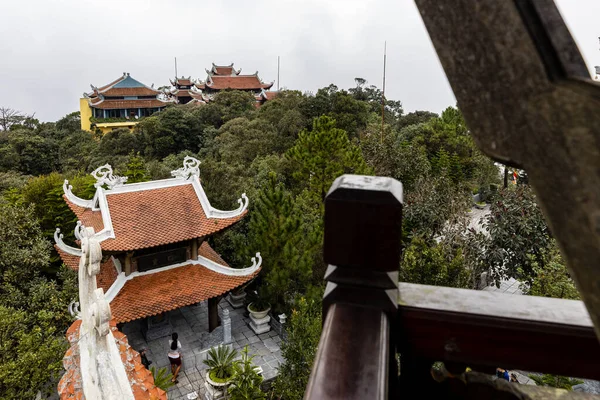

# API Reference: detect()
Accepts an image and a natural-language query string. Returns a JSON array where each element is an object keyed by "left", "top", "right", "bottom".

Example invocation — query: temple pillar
[
  {"left": 208, "top": 297, "right": 221, "bottom": 333},
  {"left": 191, "top": 238, "right": 198, "bottom": 261},
  {"left": 222, "top": 309, "right": 231, "bottom": 344},
  {"left": 124, "top": 252, "right": 133, "bottom": 276}
]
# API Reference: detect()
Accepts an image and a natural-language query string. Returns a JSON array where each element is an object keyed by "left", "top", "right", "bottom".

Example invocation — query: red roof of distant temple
[
  {"left": 203, "top": 74, "right": 273, "bottom": 91},
  {"left": 208, "top": 63, "right": 241, "bottom": 76}
]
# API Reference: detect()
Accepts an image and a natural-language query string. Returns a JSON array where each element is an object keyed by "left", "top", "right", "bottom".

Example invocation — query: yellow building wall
[
  {"left": 95, "top": 121, "right": 139, "bottom": 135},
  {"left": 79, "top": 98, "right": 92, "bottom": 131}
]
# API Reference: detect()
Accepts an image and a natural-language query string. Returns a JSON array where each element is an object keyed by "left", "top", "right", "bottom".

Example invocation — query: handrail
[
  {"left": 397, "top": 282, "right": 600, "bottom": 380},
  {"left": 305, "top": 175, "right": 403, "bottom": 400}
]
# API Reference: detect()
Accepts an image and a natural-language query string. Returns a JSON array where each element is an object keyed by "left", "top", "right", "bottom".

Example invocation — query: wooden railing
[
  {"left": 307, "top": 0, "right": 600, "bottom": 398},
  {"left": 305, "top": 175, "right": 600, "bottom": 399}
]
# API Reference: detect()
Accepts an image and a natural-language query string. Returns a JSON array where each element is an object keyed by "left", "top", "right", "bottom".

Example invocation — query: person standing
[{"left": 168, "top": 340, "right": 182, "bottom": 384}]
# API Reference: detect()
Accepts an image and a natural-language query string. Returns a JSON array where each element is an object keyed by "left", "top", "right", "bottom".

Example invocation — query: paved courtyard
[{"left": 122, "top": 301, "right": 284, "bottom": 400}]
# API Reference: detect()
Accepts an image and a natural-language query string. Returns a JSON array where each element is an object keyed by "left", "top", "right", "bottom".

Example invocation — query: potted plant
[
  {"left": 247, "top": 295, "right": 271, "bottom": 320},
  {"left": 228, "top": 346, "right": 265, "bottom": 400},
  {"left": 204, "top": 344, "right": 238, "bottom": 388}
]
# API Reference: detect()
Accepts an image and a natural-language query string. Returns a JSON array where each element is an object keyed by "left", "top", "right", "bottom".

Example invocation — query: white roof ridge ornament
[
  {"left": 171, "top": 156, "right": 200, "bottom": 180},
  {"left": 92, "top": 164, "right": 128, "bottom": 189},
  {"left": 209, "top": 192, "right": 249, "bottom": 218},
  {"left": 74, "top": 221, "right": 84, "bottom": 241},
  {"left": 197, "top": 251, "right": 262, "bottom": 276},
  {"left": 63, "top": 180, "right": 94, "bottom": 208},
  {"left": 54, "top": 227, "right": 83, "bottom": 256}
]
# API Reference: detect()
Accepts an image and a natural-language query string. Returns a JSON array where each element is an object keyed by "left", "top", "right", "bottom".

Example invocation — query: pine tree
[
  {"left": 124, "top": 151, "right": 149, "bottom": 183},
  {"left": 286, "top": 115, "right": 371, "bottom": 201},
  {"left": 246, "top": 175, "right": 313, "bottom": 313}
]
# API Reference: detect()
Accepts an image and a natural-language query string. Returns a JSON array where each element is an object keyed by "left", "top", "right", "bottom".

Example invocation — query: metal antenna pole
[{"left": 381, "top": 41, "right": 387, "bottom": 143}]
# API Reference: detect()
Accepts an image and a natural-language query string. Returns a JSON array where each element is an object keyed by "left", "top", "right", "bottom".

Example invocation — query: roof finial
[{"left": 91, "top": 164, "right": 128, "bottom": 189}]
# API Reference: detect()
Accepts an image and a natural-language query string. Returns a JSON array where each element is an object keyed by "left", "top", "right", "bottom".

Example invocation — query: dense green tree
[
  {"left": 5, "top": 132, "right": 59, "bottom": 175},
  {"left": 123, "top": 151, "right": 149, "bottom": 183},
  {"left": 214, "top": 117, "right": 279, "bottom": 165},
  {"left": 480, "top": 185, "right": 552, "bottom": 286},
  {"left": 397, "top": 110, "right": 438, "bottom": 130},
  {"left": 301, "top": 85, "right": 370, "bottom": 137},
  {"left": 98, "top": 127, "right": 144, "bottom": 157},
  {"left": 55, "top": 111, "right": 81, "bottom": 133},
  {"left": 287, "top": 116, "right": 371, "bottom": 200},
  {"left": 0, "top": 204, "right": 77, "bottom": 399},
  {"left": 210, "top": 90, "right": 256, "bottom": 124},
  {"left": 273, "top": 297, "right": 322, "bottom": 400},
  {"left": 403, "top": 173, "right": 470, "bottom": 240},
  {"left": 360, "top": 123, "right": 430, "bottom": 192},
  {"left": 400, "top": 236, "right": 472, "bottom": 288},
  {"left": 245, "top": 176, "right": 313, "bottom": 313},
  {"left": 58, "top": 130, "right": 98, "bottom": 172},
  {"left": 0, "top": 171, "right": 29, "bottom": 193},
  {"left": 528, "top": 243, "right": 579, "bottom": 300},
  {"left": 8, "top": 173, "right": 96, "bottom": 247}
]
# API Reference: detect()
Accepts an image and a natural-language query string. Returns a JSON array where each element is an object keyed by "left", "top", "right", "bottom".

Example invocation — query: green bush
[
  {"left": 204, "top": 345, "right": 237, "bottom": 380},
  {"left": 150, "top": 366, "right": 174, "bottom": 391}
]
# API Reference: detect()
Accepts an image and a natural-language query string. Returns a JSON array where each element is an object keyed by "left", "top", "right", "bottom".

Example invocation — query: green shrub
[
  {"left": 204, "top": 345, "right": 237, "bottom": 380},
  {"left": 150, "top": 366, "right": 174, "bottom": 391}
]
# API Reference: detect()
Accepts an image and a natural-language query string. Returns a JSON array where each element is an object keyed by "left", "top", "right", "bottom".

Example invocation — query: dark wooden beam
[
  {"left": 305, "top": 304, "right": 390, "bottom": 400},
  {"left": 414, "top": 0, "right": 600, "bottom": 340},
  {"left": 208, "top": 297, "right": 220, "bottom": 332},
  {"left": 397, "top": 283, "right": 600, "bottom": 379},
  {"left": 306, "top": 175, "right": 403, "bottom": 399}
]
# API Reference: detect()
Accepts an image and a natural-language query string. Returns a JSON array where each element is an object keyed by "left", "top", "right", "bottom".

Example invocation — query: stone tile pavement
[
  {"left": 482, "top": 277, "right": 524, "bottom": 295},
  {"left": 122, "top": 301, "right": 284, "bottom": 400}
]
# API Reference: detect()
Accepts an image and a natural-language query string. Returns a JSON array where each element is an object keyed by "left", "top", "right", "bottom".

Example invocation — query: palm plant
[
  {"left": 228, "top": 346, "right": 265, "bottom": 400},
  {"left": 150, "top": 366, "right": 175, "bottom": 391},
  {"left": 204, "top": 344, "right": 238, "bottom": 380}
]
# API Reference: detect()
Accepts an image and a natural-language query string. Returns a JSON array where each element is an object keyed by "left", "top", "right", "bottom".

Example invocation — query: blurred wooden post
[{"left": 305, "top": 175, "right": 403, "bottom": 400}]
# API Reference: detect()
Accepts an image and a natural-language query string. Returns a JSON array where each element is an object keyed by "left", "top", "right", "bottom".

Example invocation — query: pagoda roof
[
  {"left": 170, "top": 76, "right": 193, "bottom": 86},
  {"left": 107, "top": 242, "right": 261, "bottom": 323},
  {"left": 203, "top": 74, "right": 274, "bottom": 90},
  {"left": 255, "top": 90, "right": 279, "bottom": 102},
  {"left": 58, "top": 157, "right": 248, "bottom": 252},
  {"left": 89, "top": 73, "right": 159, "bottom": 97},
  {"left": 209, "top": 63, "right": 241, "bottom": 76}
]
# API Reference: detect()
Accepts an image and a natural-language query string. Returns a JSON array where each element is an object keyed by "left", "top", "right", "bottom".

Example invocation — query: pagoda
[
  {"left": 188, "top": 63, "right": 276, "bottom": 105},
  {"left": 54, "top": 156, "right": 261, "bottom": 338},
  {"left": 168, "top": 76, "right": 194, "bottom": 104},
  {"left": 80, "top": 72, "right": 175, "bottom": 134}
]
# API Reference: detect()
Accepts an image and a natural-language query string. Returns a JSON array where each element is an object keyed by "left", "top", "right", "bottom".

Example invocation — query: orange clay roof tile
[
  {"left": 110, "top": 260, "right": 258, "bottom": 323},
  {"left": 207, "top": 75, "right": 272, "bottom": 90},
  {"left": 63, "top": 184, "right": 245, "bottom": 252},
  {"left": 55, "top": 246, "right": 118, "bottom": 292}
]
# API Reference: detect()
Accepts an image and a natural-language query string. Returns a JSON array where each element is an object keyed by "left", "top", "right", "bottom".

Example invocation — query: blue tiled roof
[{"left": 113, "top": 76, "right": 146, "bottom": 88}]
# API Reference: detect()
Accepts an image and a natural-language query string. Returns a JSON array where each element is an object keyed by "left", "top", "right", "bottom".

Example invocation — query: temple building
[
  {"left": 169, "top": 76, "right": 194, "bottom": 104},
  {"left": 187, "top": 63, "right": 277, "bottom": 105},
  {"left": 55, "top": 156, "right": 261, "bottom": 339},
  {"left": 80, "top": 72, "right": 175, "bottom": 134}
]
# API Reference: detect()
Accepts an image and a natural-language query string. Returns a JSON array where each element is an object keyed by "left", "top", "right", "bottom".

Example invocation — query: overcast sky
[{"left": 0, "top": 0, "right": 598, "bottom": 122}]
